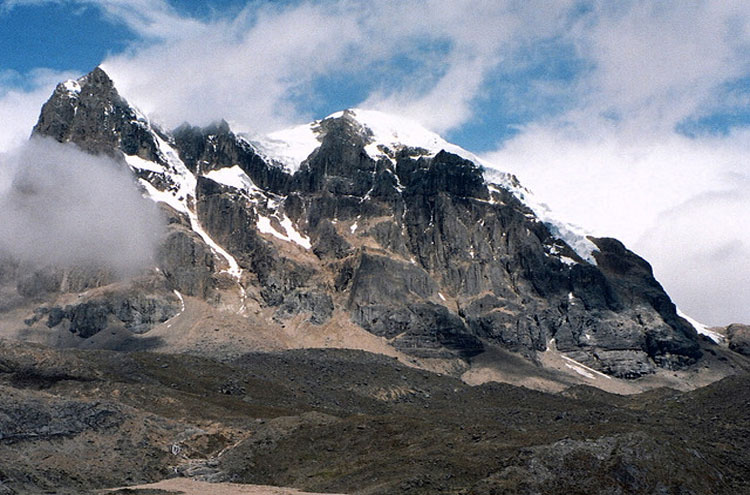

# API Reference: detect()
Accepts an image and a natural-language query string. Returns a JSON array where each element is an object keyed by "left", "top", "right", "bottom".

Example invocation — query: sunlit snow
[
  {"left": 561, "top": 355, "right": 612, "bottom": 380},
  {"left": 677, "top": 309, "right": 725, "bottom": 344},
  {"left": 257, "top": 214, "right": 311, "bottom": 249},
  {"left": 250, "top": 123, "right": 322, "bottom": 172},
  {"left": 61, "top": 79, "right": 81, "bottom": 94},
  {"left": 203, "top": 165, "right": 260, "bottom": 194}
]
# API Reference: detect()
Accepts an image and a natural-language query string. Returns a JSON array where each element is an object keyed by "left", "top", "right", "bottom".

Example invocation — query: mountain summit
[{"left": 1, "top": 67, "right": 725, "bottom": 386}]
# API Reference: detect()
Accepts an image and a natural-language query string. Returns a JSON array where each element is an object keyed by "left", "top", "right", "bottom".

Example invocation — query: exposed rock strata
[{"left": 7, "top": 68, "right": 716, "bottom": 378}]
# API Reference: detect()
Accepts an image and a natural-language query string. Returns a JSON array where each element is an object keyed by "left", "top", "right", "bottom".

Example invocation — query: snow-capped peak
[
  {"left": 249, "top": 108, "right": 491, "bottom": 173},
  {"left": 332, "top": 108, "right": 471, "bottom": 162},
  {"left": 249, "top": 108, "right": 597, "bottom": 263}
]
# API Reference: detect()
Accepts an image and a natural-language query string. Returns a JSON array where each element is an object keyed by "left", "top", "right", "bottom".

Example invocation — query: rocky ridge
[{"left": 0, "top": 67, "right": 717, "bottom": 381}]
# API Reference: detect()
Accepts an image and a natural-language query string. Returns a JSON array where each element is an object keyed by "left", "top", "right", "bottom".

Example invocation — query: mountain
[
  {"left": 1, "top": 67, "right": 749, "bottom": 495},
  {"left": 0, "top": 67, "right": 732, "bottom": 385}
]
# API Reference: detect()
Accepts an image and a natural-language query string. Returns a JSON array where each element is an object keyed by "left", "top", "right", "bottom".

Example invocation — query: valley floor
[{"left": 0, "top": 339, "right": 748, "bottom": 495}]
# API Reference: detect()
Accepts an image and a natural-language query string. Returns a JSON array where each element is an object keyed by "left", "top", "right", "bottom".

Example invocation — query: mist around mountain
[
  {"left": 0, "top": 137, "right": 163, "bottom": 275},
  {"left": 0, "top": 67, "right": 748, "bottom": 494}
]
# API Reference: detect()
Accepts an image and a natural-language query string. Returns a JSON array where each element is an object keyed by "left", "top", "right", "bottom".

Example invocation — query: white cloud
[
  {"left": 1, "top": 0, "right": 578, "bottom": 135},
  {"left": 559, "top": 1, "right": 750, "bottom": 135},
  {"left": 484, "top": 129, "right": 746, "bottom": 243},
  {"left": 0, "top": 138, "right": 164, "bottom": 275},
  {"left": 484, "top": 2, "right": 750, "bottom": 325},
  {"left": 635, "top": 182, "right": 750, "bottom": 326},
  {"left": 96, "top": 0, "right": 580, "bottom": 134}
]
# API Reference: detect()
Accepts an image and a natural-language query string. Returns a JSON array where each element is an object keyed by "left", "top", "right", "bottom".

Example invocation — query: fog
[{"left": 0, "top": 138, "right": 164, "bottom": 275}]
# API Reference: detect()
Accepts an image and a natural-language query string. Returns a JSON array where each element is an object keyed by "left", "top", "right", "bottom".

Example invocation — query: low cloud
[
  {"left": 98, "top": 0, "right": 575, "bottom": 134},
  {"left": 635, "top": 185, "right": 750, "bottom": 326},
  {"left": 0, "top": 138, "right": 164, "bottom": 275}
]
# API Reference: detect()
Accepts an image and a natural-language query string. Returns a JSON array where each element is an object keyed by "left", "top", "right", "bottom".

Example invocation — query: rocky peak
[
  {"left": 293, "top": 111, "right": 377, "bottom": 193},
  {"left": 10, "top": 68, "right": 720, "bottom": 382},
  {"left": 33, "top": 67, "right": 164, "bottom": 163}
]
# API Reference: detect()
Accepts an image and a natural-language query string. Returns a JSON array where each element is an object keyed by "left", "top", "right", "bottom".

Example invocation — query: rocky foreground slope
[
  {"left": 0, "top": 67, "right": 721, "bottom": 383},
  {"left": 0, "top": 340, "right": 748, "bottom": 494}
]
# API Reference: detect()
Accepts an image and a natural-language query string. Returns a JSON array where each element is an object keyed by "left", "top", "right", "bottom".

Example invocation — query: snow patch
[
  {"left": 565, "top": 363, "right": 595, "bottom": 379},
  {"left": 203, "top": 165, "right": 260, "bottom": 193},
  {"left": 559, "top": 256, "right": 578, "bottom": 266},
  {"left": 126, "top": 154, "right": 164, "bottom": 173},
  {"left": 677, "top": 309, "right": 725, "bottom": 344},
  {"left": 280, "top": 216, "right": 311, "bottom": 249},
  {"left": 62, "top": 79, "right": 81, "bottom": 94},
  {"left": 138, "top": 179, "right": 188, "bottom": 215},
  {"left": 350, "top": 222, "right": 358, "bottom": 234},
  {"left": 250, "top": 123, "right": 322, "bottom": 173},
  {"left": 561, "top": 355, "right": 612, "bottom": 380},
  {"left": 257, "top": 215, "right": 311, "bottom": 249}
]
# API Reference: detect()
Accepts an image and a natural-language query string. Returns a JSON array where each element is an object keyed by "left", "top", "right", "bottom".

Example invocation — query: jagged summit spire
[
  {"left": 33, "top": 66, "right": 121, "bottom": 143},
  {"left": 32, "top": 66, "right": 165, "bottom": 161},
  {"left": 80, "top": 66, "right": 114, "bottom": 89}
]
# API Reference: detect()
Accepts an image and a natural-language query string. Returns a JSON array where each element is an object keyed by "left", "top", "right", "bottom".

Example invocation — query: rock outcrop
[{"left": 726, "top": 324, "right": 750, "bottom": 356}]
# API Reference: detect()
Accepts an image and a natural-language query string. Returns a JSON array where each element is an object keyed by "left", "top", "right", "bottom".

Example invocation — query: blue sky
[
  {"left": 1, "top": 0, "right": 747, "bottom": 145},
  {"left": 1, "top": 0, "right": 749, "bottom": 325}
]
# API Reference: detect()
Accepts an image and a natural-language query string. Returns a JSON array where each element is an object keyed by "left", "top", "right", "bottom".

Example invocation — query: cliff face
[{"left": 5, "top": 67, "right": 704, "bottom": 378}]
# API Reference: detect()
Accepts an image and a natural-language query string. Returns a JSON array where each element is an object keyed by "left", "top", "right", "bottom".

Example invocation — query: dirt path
[{"left": 106, "top": 478, "right": 347, "bottom": 495}]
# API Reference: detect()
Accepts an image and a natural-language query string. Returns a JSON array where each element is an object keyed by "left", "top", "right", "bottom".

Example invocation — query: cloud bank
[{"left": 0, "top": 138, "right": 164, "bottom": 275}]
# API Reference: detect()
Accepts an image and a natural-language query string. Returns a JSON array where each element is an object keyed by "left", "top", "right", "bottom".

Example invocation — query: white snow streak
[
  {"left": 126, "top": 154, "right": 164, "bottom": 173},
  {"left": 203, "top": 165, "right": 260, "bottom": 193},
  {"left": 565, "top": 363, "right": 595, "bottom": 379},
  {"left": 188, "top": 209, "right": 243, "bottom": 279},
  {"left": 561, "top": 355, "right": 612, "bottom": 380},
  {"left": 677, "top": 309, "right": 725, "bottom": 344},
  {"left": 173, "top": 290, "right": 185, "bottom": 312},
  {"left": 257, "top": 214, "right": 311, "bottom": 249},
  {"left": 132, "top": 140, "right": 245, "bottom": 284}
]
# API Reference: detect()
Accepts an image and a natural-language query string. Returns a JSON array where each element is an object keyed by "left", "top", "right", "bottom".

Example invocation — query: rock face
[
  {"left": 6, "top": 67, "right": 710, "bottom": 378},
  {"left": 726, "top": 324, "right": 750, "bottom": 356}
]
